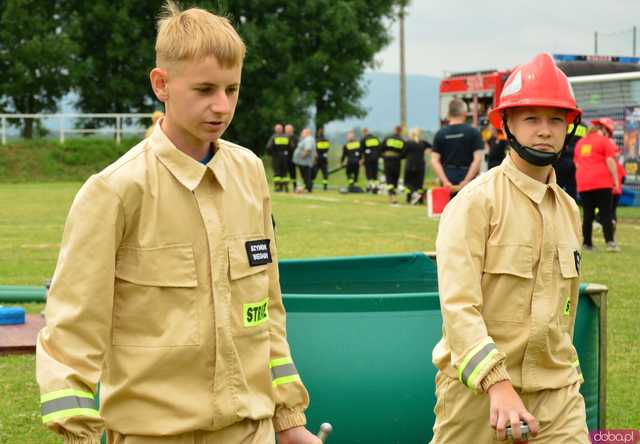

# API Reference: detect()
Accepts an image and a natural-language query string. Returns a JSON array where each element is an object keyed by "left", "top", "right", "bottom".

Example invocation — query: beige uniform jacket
[
  {"left": 433, "top": 155, "right": 584, "bottom": 394},
  {"left": 36, "top": 124, "right": 309, "bottom": 443}
]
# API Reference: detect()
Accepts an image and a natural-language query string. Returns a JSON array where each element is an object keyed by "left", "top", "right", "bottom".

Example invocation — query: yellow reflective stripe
[
  {"left": 272, "top": 374, "right": 301, "bottom": 387},
  {"left": 317, "top": 141, "right": 330, "bottom": 149},
  {"left": 564, "top": 296, "right": 571, "bottom": 315},
  {"left": 41, "top": 389, "right": 94, "bottom": 403},
  {"left": 365, "top": 138, "right": 380, "bottom": 147},
  {"left": 270, "top": 357, "right": 293, "bottom": 368},
  {"left": 243, "top": 298, "right": 269, "bottom": 327},
  {"left": 387, "top": 138, "right": 404, "bottom": 149},
  {"left": 568, "top": 124, "right": 587, "bottom": 137},
  {"left": 466, "top": 349, "right": 498, "bottom": 389},
  {"left": 274, "top": 137, "right": 289, "bottom": 145},
  {"left": 458, "top": 338, "right": 492, "bottom": 382},
  {"left": 42, "top": 407, "right": 100, "bottom": 424},
  {"left": 572, "top": 359, "right": 584, "bottom": 382},
  {"left": 346, "top": 141, "right": 360, "bottom": 150}
]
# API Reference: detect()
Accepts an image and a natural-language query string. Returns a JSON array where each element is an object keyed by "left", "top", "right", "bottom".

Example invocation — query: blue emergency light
[{"left": 553, "top": 54, "right": 640, "bottom": 64}]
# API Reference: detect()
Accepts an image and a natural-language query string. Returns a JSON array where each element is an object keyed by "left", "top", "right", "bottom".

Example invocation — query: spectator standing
[
  {"left": 574, "top": 118, "right": 620, "bottom": 251},
  {"left": 293, "top": 128, "right": 316, "bottom": 192},
  {"left": 431, "top": 99, "right": 484, "bottom": 194},
  {"left": 403, "top": 128, "right": 431, "bottom": 204}
]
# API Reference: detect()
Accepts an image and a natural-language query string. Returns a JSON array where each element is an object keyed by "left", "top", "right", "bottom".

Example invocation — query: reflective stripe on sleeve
[
  {"left": 40, "top": 389, "right": 99, "bottom": 423},
  {"left": 458, "top": 339, "right": 498, "bottom": 389},
  {"left": 270, "top": 357, "right": 301, "bottom": 387},
  {"left": 572, "top": 359, "right": 585, "bottom": 383}
]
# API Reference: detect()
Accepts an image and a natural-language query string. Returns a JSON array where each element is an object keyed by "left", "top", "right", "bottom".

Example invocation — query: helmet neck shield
[{"left": 502, "top": 115, "right": 581, "bottom": 167}]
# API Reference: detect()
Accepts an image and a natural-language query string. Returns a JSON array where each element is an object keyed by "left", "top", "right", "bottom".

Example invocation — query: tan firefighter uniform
[
  {"left": 430, "top": 155, "right": 589, "bottom": 443},
  {"left": 36, "top": 122, "right": 309, "bottom": 443}
]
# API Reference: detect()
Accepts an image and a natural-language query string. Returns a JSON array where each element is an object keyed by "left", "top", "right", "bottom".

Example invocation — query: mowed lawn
[{"left": 0, "top": 180, "right": 639, "bottom": 442}]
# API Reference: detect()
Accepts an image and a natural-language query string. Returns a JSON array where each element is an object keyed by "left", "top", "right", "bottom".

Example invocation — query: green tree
[
  {"left": 0, "top": 0, "right": 78, "bottom": 137},
  {"left": 285, "top": 0, "right": 400, "bottom": 130},
  {"left": 219, "top": 0, "right": 400, "bottom": 152},
  {"left": 64, "top": 0, "right": 159, "bottom": 129}
]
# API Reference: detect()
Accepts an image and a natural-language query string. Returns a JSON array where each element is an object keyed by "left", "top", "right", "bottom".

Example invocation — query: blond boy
[{"left": 36, "top": 2, "right": 319, "bottom": 443}]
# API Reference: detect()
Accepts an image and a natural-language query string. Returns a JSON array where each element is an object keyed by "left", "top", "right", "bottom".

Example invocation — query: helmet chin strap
[{"left": 502, "top": 115, "right": 581, "bottom": 167}]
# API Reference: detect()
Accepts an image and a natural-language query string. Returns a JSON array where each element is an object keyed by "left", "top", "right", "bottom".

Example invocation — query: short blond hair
[{"left": 155, "top": 1, "right": 246, "bottom": 70}]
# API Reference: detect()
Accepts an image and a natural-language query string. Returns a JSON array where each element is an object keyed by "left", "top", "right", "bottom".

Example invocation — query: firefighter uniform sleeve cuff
[
  {"left": 479, "top": 362, "right": 511, "bottom": 393},
  {"left": 272, "top": 408, "right": 307, "bottom": 432}
]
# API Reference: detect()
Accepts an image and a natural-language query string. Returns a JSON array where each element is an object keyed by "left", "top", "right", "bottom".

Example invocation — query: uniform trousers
[
  {"left": 312, "top": 156, "right": 329, "bottom": 183},
  {"left": 364, "top": 159, "right": 379, "bottom": 181},
  {"left": 430, "top": 373, "right": 589, "bottom": 444},
  {"left": 108, "top": 418, "right": 275, "bottom": 444},
  {"left": 404, "top": 166, "right": 425, "bottom": 194},
  {"left": 272, "top": 153, "right": 290, "bottom": 185},
  {"left": 346, "top": 161, "right": 360, "bottom": 184},
  {"left": 383, "top": 158, "right": 401, "bottom": 193}
]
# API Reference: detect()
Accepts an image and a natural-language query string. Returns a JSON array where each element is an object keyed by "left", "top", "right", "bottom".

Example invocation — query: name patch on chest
[
  {"left": 244, "top": 298, "right": 269, "bottom": 327},
  {"left": 245, "top": 239, "right": 273, "bottom": 266}
]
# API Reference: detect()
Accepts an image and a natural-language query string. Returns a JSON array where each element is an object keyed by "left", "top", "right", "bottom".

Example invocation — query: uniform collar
[
  {"left": 502, "top": 155, "right": 558, "bottom": 204},
  {"left": 149, "top": 120, "right": 226, "bottom": 190}
]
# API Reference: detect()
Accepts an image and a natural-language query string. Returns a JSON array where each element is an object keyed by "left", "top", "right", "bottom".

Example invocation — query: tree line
[{"left": 0, "top": 0, "right": 403, "bottom": 153}]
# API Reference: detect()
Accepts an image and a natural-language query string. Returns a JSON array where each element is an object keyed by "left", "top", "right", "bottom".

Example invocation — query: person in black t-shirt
[
  {"left": 431, "top": 99, "right": 484, "bottom": 193},
  {"left": 360, "top": 128, "right": 382, "bottom": 193},
  {"left": 486, "top": 126, "right": 508, "bottom": 170},
  {"left": 381, "top": 125, "right": 406, "bottom": 205},
  {"left": 341, "top": 131, "right": 362, "bottom": 187},
  {"left": 403, "top": 128, "right": 432, "bottom": 204},
  {"left": 553, "top": 122, "right": 586, "bottom": 200},
  {"left": 313, "top": 127, "right": 331, "bottom": 190}
]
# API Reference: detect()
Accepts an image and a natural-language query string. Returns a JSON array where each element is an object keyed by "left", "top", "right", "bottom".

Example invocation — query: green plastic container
[
  {"left": 279, "top": 253, "right": 604, "bottom": 443},
  {"left": 279, "top": 252, "right": 439, "bottom": 294}
]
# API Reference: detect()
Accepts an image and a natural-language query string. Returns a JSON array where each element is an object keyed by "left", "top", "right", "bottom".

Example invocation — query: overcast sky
[{"left": 375, "top": 1, "right": 640, "bottom": 77}]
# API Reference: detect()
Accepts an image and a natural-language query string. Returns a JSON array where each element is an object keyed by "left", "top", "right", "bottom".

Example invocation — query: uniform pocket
[
  {"left": 113, "top": 243, "right": 199, "bottom": 347},
  {"left": 481, "top": 243, "right": 534, "bottom": 322},
  {"left": 228, "top": 236, "right": 271, "bottom": 337},
  {"left": 557, "top": 245, "right": 580, "bottom": 330}
]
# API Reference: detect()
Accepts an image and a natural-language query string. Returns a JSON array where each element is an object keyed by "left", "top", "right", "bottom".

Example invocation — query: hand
[
  {"left": 443, "top": 180, "right": 454, "bottom": 191},
  {"left": 488, "top": 381, "right": 539, "bottom": 441},
  {"left": 277, "top": 426, "right": 322, "bottom": 444}
]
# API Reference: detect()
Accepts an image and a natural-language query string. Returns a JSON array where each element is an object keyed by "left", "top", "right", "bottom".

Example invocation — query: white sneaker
[{"left": 606, "top": 241, "right": 620, "bottom": 252}]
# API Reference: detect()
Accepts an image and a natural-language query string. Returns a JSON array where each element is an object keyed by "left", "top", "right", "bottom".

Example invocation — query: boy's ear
[{"left": 150, "top": 68, "right": 170, "bottom": 102}]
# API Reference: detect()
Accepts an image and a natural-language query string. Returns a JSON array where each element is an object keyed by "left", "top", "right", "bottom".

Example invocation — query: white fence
[{"left": 0, "top": 113, "right": 154, "bottom": 145}]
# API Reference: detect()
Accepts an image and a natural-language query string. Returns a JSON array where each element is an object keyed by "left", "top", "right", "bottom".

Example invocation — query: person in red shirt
[{"left": 574, "top": 117, "right": 620, "bottom": 251}]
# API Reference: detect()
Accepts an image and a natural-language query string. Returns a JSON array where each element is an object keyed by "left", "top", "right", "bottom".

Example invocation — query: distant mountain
[{"left": 325, "top": 71, "right": 441, "bottom": 135}]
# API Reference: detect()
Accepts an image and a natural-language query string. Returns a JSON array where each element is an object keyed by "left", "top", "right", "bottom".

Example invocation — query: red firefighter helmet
[
  {"left": 591, "top": 117, "right": 615, "bottom": 136},
  {"left": 489, "top": 53, "right": 582, "bottom": 129}
]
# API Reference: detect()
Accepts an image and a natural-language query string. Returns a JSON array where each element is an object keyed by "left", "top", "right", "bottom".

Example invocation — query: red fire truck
[
  {"left": 438, "top": 69, "right": 509, "bottom": 128},
  {"left": 438, "top": 54, "right": 640, "bottom": 130}
]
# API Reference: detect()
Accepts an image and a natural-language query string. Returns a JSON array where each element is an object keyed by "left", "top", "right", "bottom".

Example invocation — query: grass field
[{"left": 1, "top": 177, "right": 639, "bottom": 442}]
